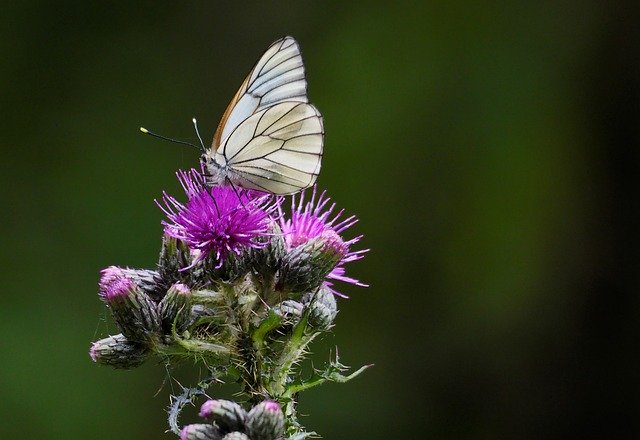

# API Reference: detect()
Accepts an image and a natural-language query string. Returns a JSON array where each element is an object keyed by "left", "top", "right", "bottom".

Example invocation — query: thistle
[{"left": 89, "top": 170, "right": 370, "bottom": 438}]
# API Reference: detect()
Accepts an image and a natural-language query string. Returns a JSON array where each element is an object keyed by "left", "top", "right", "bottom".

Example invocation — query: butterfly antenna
[
  {"left": 192, "top": 118, "right": 206, "bottom": 153},
  {"left": 139, "top": 127, "right": 201, "bottom": 151}
]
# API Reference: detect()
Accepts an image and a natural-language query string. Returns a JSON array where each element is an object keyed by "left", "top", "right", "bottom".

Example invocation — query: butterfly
[{"left": 199, "top": 36, "right": 324, "bottom": 195}]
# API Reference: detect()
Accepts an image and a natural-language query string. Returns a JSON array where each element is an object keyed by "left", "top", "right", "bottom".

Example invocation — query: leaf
[
  {"left": 288, "top": 432, "right": 319, "bottom": 440},
  {"left": 167, "top": 374, "right": 220, "bottom": 434},
  {"left": 283, "top": 349, "right": 372, "bottom": 396},
  {"left": 251, "top": 309, "right": 283, "bottom": 348}
]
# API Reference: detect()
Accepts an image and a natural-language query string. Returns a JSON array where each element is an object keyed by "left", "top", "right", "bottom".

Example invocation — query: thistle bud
[
  {"left": 245, "top": 400, "right": 285, "bottom": 440},
  {"left": 306, "top": 285, "right": 338, "bottom": 330},
  {"left": 179, "top": 423, "right": 222, "bottom": 440},
  {"left": 248, "top": 221, "right": 286, "bottom": 279},
  {"left": 101, "top": 277, "right": 160, "bottom": 343},
  {"left": 215, "top": 221, "right": 285, "bottom": 284},
  {"left": 99, "top": 266, "right": 161, "bottom": 301},
  {"left": 277, "top": 230, "right": 347, "bottom": 295},
  {"left": 199, "top": 399, "right": 248, "bottom": 433},
  {"left": 215, "top": 251, "right": 250, "bottom": 283},
  {"left": 272, "top": 300, "right": 303, "bottom": 326},
  {"left": 158, "top": 234, "right": 192, "bottom": 283},
  {"left": 221, "top": 433, "right": 250, "bottom": 440},
  {"left": 158, "top": 282, "right": 192, "bottom": 334},
  {"left": 89, "top": 333, "right": 149, "bottom": 369}
]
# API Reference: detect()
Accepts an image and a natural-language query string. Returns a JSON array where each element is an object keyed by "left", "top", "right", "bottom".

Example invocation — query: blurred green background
[{"left": 1, "top": 1, "right": 638, "bottom": 438}]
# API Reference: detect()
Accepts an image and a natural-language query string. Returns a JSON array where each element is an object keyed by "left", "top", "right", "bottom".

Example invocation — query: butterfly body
[{"left": 200, "top": 36, "right": 324, "bottom": 195}]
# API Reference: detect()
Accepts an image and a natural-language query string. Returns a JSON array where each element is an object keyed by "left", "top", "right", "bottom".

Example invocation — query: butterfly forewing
[{"left": 213, "top": 36, "right": 309, "bottom": 150}]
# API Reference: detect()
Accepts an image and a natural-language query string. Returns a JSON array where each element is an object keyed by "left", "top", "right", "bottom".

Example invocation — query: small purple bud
[
  {"left": 198, "top": 399, "right": 217, "bottom": 418},
  {"left": 198, "top": 399, "right": 247, "bottom": 433},
  {"left": 245, "top": 400, "right": 284, "bottom": 440},
  {"left": 89, "top": 333, "right": 149, "bottom": 369},
  {"left": 179, "top": 423, "right": 222, "bottom": 440},
  {"left": 99, "top": 266, "right": 161, "bottom": 301},
  {"left": 101, "top": 277, "right": 160, "bottom": 343},
  {"left": 99, "top": 266, "right": 124, "bottom": 297},
  {"left": 103, "top": 277, "right": 135, "bottom": 301},
  {"left": 262, "top": 401, "right": 280, "bottom": 412}
]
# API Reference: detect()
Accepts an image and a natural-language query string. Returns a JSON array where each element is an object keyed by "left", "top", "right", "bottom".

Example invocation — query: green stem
[{"left": 268, "top": 315, "right": 318, "bottom": 397}]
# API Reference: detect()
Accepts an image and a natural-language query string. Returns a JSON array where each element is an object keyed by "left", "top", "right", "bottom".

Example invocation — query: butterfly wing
[
  {"left": 212, "top": 36, "right": 309, "bottom": 151},
  {"left": 220, "top": 101, "right": 323, "bottom": 195}
]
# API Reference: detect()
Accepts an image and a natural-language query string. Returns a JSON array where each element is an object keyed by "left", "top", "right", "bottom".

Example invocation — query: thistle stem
[{"left": 268, "top": 316, "right": 318, "bottom": 397}]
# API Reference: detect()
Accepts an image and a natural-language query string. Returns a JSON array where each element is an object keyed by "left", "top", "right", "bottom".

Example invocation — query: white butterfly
[{"left": 202, "top": 36, "right": 324, "bottom": 195}]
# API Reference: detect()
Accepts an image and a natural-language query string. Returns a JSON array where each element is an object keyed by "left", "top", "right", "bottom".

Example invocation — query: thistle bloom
[
  {"left": 93, "top": 176, "right": 371, "bottom": 437},
  {"left": 278, "top": 186, "right": 368, "bottom": 297},
  {"left": 158, "top": 169, "right": 279, "bottom": 268}
]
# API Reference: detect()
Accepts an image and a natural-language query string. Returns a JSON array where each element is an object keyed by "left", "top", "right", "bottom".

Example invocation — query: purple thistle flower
[
  {"left": 278, "top": 186, "right": 368, "bottom": 297},
  {"left": 158, "top": 169, "right": 279, "bottom": 268}
]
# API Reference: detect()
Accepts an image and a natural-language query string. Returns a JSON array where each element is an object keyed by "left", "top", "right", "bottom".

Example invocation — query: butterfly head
[{"left": 201, "top": 152, "right": 228, "bottom": 187}]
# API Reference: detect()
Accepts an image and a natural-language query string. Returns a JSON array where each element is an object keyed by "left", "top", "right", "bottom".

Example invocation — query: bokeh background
[{"left": 1, "top": 1, "right": 638, "bottom": 438}]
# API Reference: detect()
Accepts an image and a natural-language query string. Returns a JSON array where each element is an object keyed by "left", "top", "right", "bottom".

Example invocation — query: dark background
[{"left": 1, "top": 2, "right": 638, "bottom": 439}]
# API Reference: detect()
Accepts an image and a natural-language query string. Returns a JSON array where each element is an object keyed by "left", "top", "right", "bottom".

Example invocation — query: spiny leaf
[
  {"left": 284, "top": 350, "right": 372, "bottom": 396},
  {"left": 167, "top": 375, "right": 220, "bottom": 434},
  {"left": 288, "top": 432, "right": 319, "bottom": 439},
  {"left": 325, "top": 363, "right": 373, "bottom": 383}
]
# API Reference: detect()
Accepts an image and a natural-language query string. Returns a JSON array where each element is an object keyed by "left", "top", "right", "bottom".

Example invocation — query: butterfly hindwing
[{"left": 221, "top": 102, "right": 323, "bottom": 195}]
